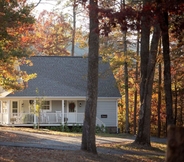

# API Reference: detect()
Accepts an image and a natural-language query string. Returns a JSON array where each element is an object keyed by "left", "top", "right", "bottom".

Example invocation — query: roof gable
[{"left": 8, "top": 56, "right": 120, "bottom": 98}]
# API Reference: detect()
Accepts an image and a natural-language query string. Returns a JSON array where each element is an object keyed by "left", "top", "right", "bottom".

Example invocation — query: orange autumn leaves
[
  {"left": 32, "top": 10, "right": 72, "bottom": 56},
  {"left": 0, "top": 0, "right": 35, "bottom": 91}
]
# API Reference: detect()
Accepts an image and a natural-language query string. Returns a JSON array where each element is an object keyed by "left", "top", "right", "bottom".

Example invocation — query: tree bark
[
  {"left": 161, "top": 9, "right": 174, "bottom": 126},
  {"left": 121, "top": 0, "right": 130, "bottom": 134},
  {"left": 81, "top": 0, "right": 99, "bottom": 154},
  {"left": 135, "top": 22, "right": 160, "bottom": 145},
  {"left": 133, "top": 29, "right": 140, "bottom": 135},
  {"left": 71, "top": 0, "right": 76, "bottom": 56},
  {"left": 166, "top": 125, "right": 184, "bottom": 162},
  {"left": 174, "top": 82, "right": 177, "bottom": 124},
  {"left": 157, "top": 62, "right": 162, "bottom": 137},
  {"left": 134, "top": 0, "right": 151, "bottom": 145},
  {"left": 157, "top": 39, "right": 162, "bottom": 138}
]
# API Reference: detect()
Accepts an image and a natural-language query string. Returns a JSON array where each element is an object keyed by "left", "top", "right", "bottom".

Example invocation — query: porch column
[
  {"left": 116, "top": 100, "right": 118, "bottom": 133},
  {"left": 7, "top": 100, "right": 10, "bottom": 124},
  {"left": 0, "top": 100, "right": 2, "bottom": 113},
  {"left": 33, "top": 99, "right": 36, "bottom": 126},
  {"left": 1, "top": 101, "right": 2, "bottom": 124},
  {"left": 62, "top": 100, "right": 64, "bottom": 125}
]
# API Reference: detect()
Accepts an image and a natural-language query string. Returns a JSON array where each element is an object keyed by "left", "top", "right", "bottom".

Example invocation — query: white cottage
[{"left": 0, "top": 56, "right": 121, "bottom": 133}]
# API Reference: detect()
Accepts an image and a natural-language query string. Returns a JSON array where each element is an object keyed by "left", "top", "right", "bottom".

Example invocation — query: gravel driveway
[{"left": 0, "top": 127, "right": 136, "bottom": 154}]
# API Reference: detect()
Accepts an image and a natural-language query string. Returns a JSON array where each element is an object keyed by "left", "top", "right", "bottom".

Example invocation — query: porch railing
[
  {"left": 0, "top": 113, "right": 105, "bottom": 127},
  {"left": 96, "top": 117, "right": 106, "bottom": 127},
  {"left": 11, "top": 113, "right": 34, "bottom": 124},
  {"left": 0, "top": 113, "right": 9, "bottom": 124},
  {"left": 5, "top": 112, "right": 85, "bottom": 125}
]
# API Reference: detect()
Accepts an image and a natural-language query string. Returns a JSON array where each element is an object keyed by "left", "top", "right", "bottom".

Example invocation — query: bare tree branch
[{"left": 31, "top": 0, "right": 42, "bottom": 10}]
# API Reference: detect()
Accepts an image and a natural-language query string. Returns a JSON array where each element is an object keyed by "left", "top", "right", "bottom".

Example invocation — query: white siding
[
  {"left": 97, "top": 100, "right": 117, "bottom": 127},
  {"left": 21, "top": 100, "right": 29, "bottom": 113},
  {"left": 77, "top": 101, "right": 85, "bottom": 113},
  {"left": 52, "top": 101, "right": 62, "bottom": 112}
]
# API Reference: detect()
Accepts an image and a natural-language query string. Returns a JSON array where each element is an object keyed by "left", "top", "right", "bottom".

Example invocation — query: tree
[
  {"left": 99, "top": 0, "right": 139, "bottom": 133},
  {"left": 135, "top": 24, "right": 161, "bottom": 145},
  {"left": 0, "top": 0, "right": 35, "bottom": 91},
  {"left": 133, "top": 29, "right": 140, "bottom": 135},
  {"left": 121, "top": 0, "right": 130, "bottom": 134},
  {"left": 71, "top": 0, "right": 77, "bottom": 56},
  {"left": 32, "top": 88, "right": 46, "bottom": 130},
  {"left": 169, "top": 40, "right": 184, "bottom": 127},
  {"left": 157, "top": 40, "right": 162, "bottom": 138},
  {"left": 159, "top": 0, "right": 174, "bottom": 127},
  {"left": 57, "top": 0, "right": 89, "bottom": 56},
  {"left": 166, "top": 125, "right": 184, "bottom": 162},
  {"left": 81, "top": 0, "right": 99, "bottom": 154},
  {"left": 59, "top": 0, "right": 77, "bottom": 56},
  {"left": 33, "top": 10, "right": 72, "bottom": 56},
  {"left": 134, "top": 0, "right": 152, "bottom": 145},
  {"left": 81, "top": 0, "right": 182, "bottom": 141},
  {"left": 135, "top": 0, "right": 184, "bottom": 140}
]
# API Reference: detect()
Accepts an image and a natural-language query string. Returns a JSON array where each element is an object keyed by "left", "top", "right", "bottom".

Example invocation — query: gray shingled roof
[{"left": 8, "top": 56, "right": 120, "bottom": 98}]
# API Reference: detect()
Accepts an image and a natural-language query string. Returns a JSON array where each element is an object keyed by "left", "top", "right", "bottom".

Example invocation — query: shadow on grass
[
  {"left": 124, "top": 142, "right": 166, "bottom": 154},
  {"left": 98, "top": 141, "right": 166, "bottom": 162},
  {"left": 98, "top": 140, "right": 166, "bottom": 155},
  {"left": 96, "top": 133, "right": 135, "bottom": 139}
]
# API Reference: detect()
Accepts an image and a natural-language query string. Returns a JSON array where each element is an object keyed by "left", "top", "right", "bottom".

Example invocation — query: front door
[{"left": 67, "top": 102, "right": 76, "bottom": 123}]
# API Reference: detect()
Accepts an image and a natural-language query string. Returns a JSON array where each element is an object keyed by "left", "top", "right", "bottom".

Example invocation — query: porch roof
[{"left": 7, "top": 56, "right": 121, "bottom": 98}]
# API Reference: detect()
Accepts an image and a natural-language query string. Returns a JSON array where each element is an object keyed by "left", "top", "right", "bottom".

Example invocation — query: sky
[
  {"left": 27, "top": 0, "right": 88, "bottom": 29},
  {"left": 27, "top": 0, "right": 88, "bottom": 56},
  {"left": 28, "top": 0, "right": 59, "bottom": 16}
]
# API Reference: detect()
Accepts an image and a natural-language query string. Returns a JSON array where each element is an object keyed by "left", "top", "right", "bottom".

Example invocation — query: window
[
  {"left": 12, "top": 101, "right": 18, "bottom": 114},
  {"left": 2, "top": 101, "right": 7, "bottom": 113},
  {"left": 41, "top": 101, "right": 50, "bottom": 111}
]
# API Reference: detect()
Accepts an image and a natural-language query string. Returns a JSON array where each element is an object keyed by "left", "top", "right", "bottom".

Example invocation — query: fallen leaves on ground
[
  {"left": 0, "top": 146, "right": 165, "bottom": 162},
  {"left": 0, "top": 127, "right": 166, "bottom": 162},
  {"left": 0, "top": 147, "right": 125, "bottom": 162}
]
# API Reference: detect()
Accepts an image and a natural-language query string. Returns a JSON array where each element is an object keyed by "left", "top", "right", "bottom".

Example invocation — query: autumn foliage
[
  {"left": 0, "top": 0, "right": 36, "bottom": 90},
  {"left": 32, "top": 10, "right": 72, "bottom": 56},
  {"left": 98, "top": 0, "right": 184, "bottom": 137}
]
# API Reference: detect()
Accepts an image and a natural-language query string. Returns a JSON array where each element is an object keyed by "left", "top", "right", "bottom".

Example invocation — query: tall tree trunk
[
  {"left": 135, "top": 21, "right": 160, "bottom": 145},
  {"left": 134, "top": 29, "right": 140, "bottom": 135},
  {"left": 157, "top": 62, "right": 162, "bottom": 137},
  {"left": 71, "top": 0, "right": 76, "bottom": 56},
  {"left": 166, "top": 126, "right": 184, "bottom": 162},
  {"left": 81, "top": 0, "right": 99, "bottom": 154},
  {"left": 157, "top": 39, "right": 162, "bottom": 138},
  {"left": 123, "top": 24, "right": 130, "bottom": 133},
  {"left": 134, "top": 0, "right": 151, "bottom": 145},
  {"left": 179, "top": 92, "right": 184, "bottom": 126},
  {"left": 174, "top": 82, "right": 177, "bottom": 124},
  {"left": 124, "top": 60, "right": 129, "bottom": 133},
  {"left": 181, "top": 103, "right": 183, "bottom": 126},
  {"left": 122, "top": 0, "right": 129, "bottom": 133},
  {"left": 161, "top": 9, "right": 174, "bottom": 126}
]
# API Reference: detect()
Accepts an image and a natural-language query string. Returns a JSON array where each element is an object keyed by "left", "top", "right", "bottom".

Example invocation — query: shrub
[
  {"left": 96, "top": 124, "right": 106, "bottom": 133},
  {"left": 64, "top": 123, "right": 70, "bottom": 132},
  {"left": 71, "top": 124, "right": 82, "bottom": 133}
]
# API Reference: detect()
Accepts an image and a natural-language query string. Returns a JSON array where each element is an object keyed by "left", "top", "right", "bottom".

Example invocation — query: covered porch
[
  {"left": 0, "top": 99, "right": 105, "bottom": 127},
  {"left": 0, "top": 99, "right": 85, "bottom": 126}
]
